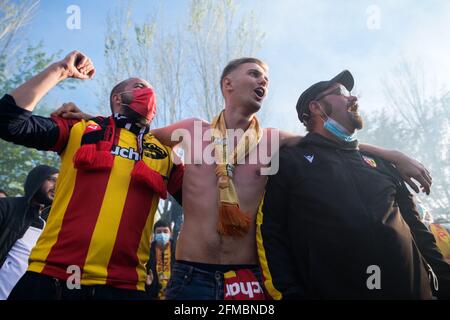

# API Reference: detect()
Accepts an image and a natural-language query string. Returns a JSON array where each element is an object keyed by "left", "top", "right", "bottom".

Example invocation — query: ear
[
  {"left": 111, "top": 93, "right": 122, "bottom": 112},
  {"left": 309, "top": 101, "right": 324, "bottom": 118},
  {"left": 222, "top": 76, "right": 233, "bottom": 92}
]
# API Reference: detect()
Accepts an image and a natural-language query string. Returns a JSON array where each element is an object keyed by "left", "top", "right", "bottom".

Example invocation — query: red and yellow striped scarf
[{"left": 155, "top": 242, "right": 171, "bottom": 299}]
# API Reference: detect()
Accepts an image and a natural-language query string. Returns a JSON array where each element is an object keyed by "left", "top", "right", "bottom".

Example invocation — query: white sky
[{"left": 252, "top": 0, "right": 450, "bottom": 131}]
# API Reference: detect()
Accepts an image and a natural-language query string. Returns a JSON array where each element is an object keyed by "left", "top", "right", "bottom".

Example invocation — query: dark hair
[
  {"left": 220, "top": 57, "right": 268, "bottom": 93},
  {"left": 304, "top": 99, "right": 332, "bottom": 132},
  {"left": 153, "top": 219, "right": 171, "bottom": 231},
  {"left": 0, "top": 189, "right": 8, "bottom": 196},
  {"left": 109, "top": 79, "right": 130, "bottom": 113}
]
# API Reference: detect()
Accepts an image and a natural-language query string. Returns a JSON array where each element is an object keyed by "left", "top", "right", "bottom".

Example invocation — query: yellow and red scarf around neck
[{"left": 211, "top": 110, "right": 263, "bottom": 237}]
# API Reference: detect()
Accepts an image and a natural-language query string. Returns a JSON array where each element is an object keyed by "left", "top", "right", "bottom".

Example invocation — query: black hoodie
[{"left": 0, "top": 165, "right": 58, "bottom": 268}]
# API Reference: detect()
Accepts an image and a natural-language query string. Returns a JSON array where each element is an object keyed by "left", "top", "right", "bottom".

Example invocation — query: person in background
[
  {"left": 0, "top": 165, "right": 58, "bottom": 299},
  {"left": 146, "top": 219, "right": 176, "bottom": 299},
  {"left": 0, "top": 189, "right": 8, "bottom": 198}
]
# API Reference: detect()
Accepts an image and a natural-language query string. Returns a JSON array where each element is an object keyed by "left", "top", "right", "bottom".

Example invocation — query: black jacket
[
  {"left": 0, "top": 165, "right": 58, "bottom": 267},
  {"left": 259, "top": 133, "right": 450, "bottom": 299}
]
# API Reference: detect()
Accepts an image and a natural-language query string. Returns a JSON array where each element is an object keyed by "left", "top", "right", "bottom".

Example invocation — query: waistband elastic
[{"left": 176, "top": 260, "right": 258, "bottom": 273}]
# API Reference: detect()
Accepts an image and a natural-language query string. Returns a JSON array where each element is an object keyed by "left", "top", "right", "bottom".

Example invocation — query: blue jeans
[{"left": 165, "top": 261, "right": 262, "bottom": 300}]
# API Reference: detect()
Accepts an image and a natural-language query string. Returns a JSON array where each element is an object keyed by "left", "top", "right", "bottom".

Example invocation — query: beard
[
  {"left": 348, "top": 111, "right": 363, "bottom": 130},
  {"left": 122, "top": 106, "right": 149, "bottom": 127},
  {"left": 346, "top": 100, "right": 363, "bottom": 130},
  {"left": 322, "top": 99, "right": 363, "bottom": 131},
  {"left": 33, "top": 187, "right": 54, "bottom": 207}
]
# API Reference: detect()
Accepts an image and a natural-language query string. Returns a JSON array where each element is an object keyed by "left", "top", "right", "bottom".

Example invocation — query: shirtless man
[
  {"left": 145, "top": 58, "right": 433, "bottom": 300},
  {"left": 58, "top": 58, "right": 432, "bottom": 300}
]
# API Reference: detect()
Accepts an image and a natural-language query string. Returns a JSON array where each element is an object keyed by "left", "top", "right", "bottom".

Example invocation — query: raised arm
[
  {"left": 274, "top": 130, "right": 431, "bottom": 195},
  {"left": 360, "top": 143, "right": 432, "bottom": 195},
  {"left": 0, "top": 51, "right": 95, "bottom": 152},
  {"left": 52, "top": 108, "right": 200, "bottom": 149},
  {"left": 151, "top": 118, "right": 200, "bottom": 148},
  {"left": 278, "top": 130, "right": 303, "bottom": 148},
  {"left": 11, "top": 50, "right": 95, "bottom": 111}
]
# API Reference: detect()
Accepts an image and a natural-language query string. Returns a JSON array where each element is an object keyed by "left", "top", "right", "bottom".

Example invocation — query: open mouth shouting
[
  {"left": 254, "top": 87, "right": 266, "bottom": 100},
  {"left": 347, "top": 102, "right": 359, "bottom": 114},
  {"left": 347, "top": 101, "right": 364, "bottom": 129}
]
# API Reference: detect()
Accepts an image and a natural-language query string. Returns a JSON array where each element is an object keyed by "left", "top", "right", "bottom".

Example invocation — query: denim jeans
[{"left": 165, "top": 261, "right": 262, "bottom": 300}]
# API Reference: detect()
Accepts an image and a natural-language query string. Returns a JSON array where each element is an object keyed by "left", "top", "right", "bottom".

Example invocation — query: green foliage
[
  {"left": 0, "top": 140, "right": 59, "bottom": 196},
  {"left": 0, "top": 42, "right": 61, "bottom": 195},
  {"left": 0, "top": 1, "right": 62, "bottom": 196},
  {"left": 0, "top": 42, "right": 59, "bottom": 93}
]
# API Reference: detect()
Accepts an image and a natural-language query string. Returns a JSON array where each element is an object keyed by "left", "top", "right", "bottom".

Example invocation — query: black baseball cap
[{"left": 296, "top": 70, "right": 354, "bottom": 124}]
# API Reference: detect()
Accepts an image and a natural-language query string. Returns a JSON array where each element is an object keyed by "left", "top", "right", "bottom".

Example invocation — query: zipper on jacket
[{"left": 427, "top": 263, "right": 439, "bottom": 292}]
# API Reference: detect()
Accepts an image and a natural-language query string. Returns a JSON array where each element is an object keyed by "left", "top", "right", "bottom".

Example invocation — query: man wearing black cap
[
  {"left": 0, "top": 165, "right": 58, "bottom": 299},
  {"left": 257, "top": 70, "right": 450, "bottom": 299}
]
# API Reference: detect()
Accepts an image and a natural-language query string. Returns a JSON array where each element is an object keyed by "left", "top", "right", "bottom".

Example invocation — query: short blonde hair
[{"left": 220, "top": 57, "right": 268, "bottom": 93}]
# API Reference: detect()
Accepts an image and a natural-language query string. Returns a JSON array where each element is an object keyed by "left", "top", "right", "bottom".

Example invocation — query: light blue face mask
[
  {"left": 155, "top": 233, "right": 170, "bottom": 246},
  {"left": 323, "top": 117, "right": 357, "bottom": 142},
  {"left": 319, "top": 106, "right": 357, "bottom": 142}
]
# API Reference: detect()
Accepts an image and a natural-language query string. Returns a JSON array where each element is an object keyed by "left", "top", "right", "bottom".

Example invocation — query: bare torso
[{"left": 176, "top": 120, "right": 276, "bottom": 264}]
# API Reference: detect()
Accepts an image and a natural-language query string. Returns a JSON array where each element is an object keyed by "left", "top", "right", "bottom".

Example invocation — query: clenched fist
[{"left": 59, "top": 51, "right": 96, "bottom": 80}]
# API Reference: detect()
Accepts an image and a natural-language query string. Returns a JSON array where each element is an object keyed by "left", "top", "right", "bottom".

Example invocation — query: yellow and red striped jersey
[{"left": 28, "top": 118, "right": 181, "bottom": 291}]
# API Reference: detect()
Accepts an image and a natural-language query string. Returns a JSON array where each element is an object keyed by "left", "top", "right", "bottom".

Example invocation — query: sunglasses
[{"left": 315, "top": 85, "right": 352, "bottom": 101}]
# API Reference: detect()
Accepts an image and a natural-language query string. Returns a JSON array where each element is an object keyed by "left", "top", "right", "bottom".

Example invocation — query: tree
[
  {"left": 96, "top": 0, "right": 265, "bottom": 231},
  {"left": 358, "top": 60, "right": 450, "bottom": 219},
  {"left": 0, "top": 1, "right": 62, "bottom": 196},
  {"left": 186, "top": 0, "right": 264, "bottom": 120},
  {"left": 0, "top": 0, "right": 39, "bottom": 57}
]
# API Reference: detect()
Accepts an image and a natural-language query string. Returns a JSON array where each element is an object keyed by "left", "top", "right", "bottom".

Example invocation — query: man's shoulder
[
  {"left": 360, "top": 150, "right": 393, "bottom": 167},
  {"left": 275, "top": 143, "right": 306, "bottom": 168},
  {"left": 175, "top": 117, "right": 208, "bottom": 125},
  {"left": 176, "top": 117, "right": 210, "bottom": 128},
  {"left": 73, "top": 116, "right": 109, "bottom": 131},
  {"left": 360, "top": 151, "right": 403, "bottom": 179},
  {"left": 144, "top": 133, "right": 183, "bottom": 166},
  {"left": 0, "top": 196, "right": 28, "bottom": 212},
  {"left": 153, "top": 117, "right": 210, "bottom": 136},
  {"left": 145, "top": 132, "right": 172, "bottom": 149},
  {"left": 0, "top": 196, "right": 26, "bottom": 203},
  {"left": 262, "top": 127, "right": 293, "bottom": 137},
  {"left": 51, "top": 115, "right": 98, "bottom": 130}
]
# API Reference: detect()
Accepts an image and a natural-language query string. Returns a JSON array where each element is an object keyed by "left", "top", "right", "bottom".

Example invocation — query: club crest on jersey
[
  {"left": 362, "top": 155, "right": 377, "bottom": 168},
  {"left": 143, "top": 141, "right": 168, "bottom": 159}
]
